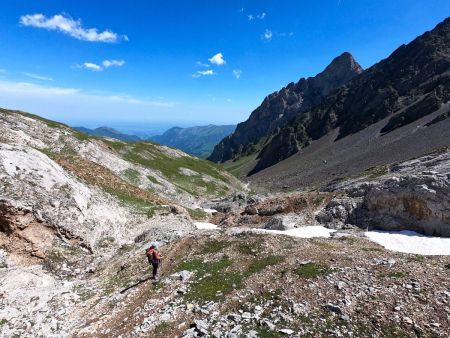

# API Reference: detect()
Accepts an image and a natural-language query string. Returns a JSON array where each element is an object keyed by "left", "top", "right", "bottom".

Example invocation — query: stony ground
[{"left": 72, "top": 230, "right": 450, "bottom": 338}]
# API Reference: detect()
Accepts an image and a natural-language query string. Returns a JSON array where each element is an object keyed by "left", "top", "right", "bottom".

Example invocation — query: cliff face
[
  {"left": 208, "top": 52, "right": 363, "bottom": 163},
  {"left": 252, "top": 17, "right": 450, "bottom": 174}
]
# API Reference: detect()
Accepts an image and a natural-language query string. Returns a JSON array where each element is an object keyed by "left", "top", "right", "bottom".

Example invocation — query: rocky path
[{"left": 71, "top": 230, "right": 450, "bottom": 338}]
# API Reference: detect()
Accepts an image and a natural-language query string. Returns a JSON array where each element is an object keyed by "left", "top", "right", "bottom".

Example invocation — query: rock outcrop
[{"left": 317, "top": 149, "right": 450, "bottom": 237}]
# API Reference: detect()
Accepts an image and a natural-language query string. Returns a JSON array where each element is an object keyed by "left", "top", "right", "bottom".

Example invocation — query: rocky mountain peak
[
  {"left": 322, "top": 52, "right": 362, "bottom": 76},
  {"left": 309, "top": 52, "right": 363, "bottom": 95},
  {"left": 208, "top": 52, "right": 363, "bottom": 164}
]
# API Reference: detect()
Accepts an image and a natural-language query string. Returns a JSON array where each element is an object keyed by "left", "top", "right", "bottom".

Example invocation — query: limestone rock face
[
  {"left": 364, "top": 174, "right": 450, "bottom": 236},
  {"left": 317, "top": 149, "right": 450, "bottom": 237},
  {"left": 265, "top": 214, "right": 296, "bottom": 230}
]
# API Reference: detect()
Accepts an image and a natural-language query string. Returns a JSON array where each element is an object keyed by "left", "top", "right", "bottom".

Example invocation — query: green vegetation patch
[
  {"left": 236, "top": 241, "right": 262, "bottom": 255},
  {"left": 97, "top": 236, "right": 115, "bottom": 248},
  {"left": 102, "top": 139, "right": 127, "bottom": 151},
  {"left": 153, "top": 321, "right": 172, "bottom": 336},
  {"left": 147, "top": 175, "right": 161, "bottom": 185},
  {"left": 294, "top": 262, "right": 330, "bottom": 279},
  {"left": 187, "top": 208, "right": 208, "bottom": 220},
  {"left": 222, "top": 153, "right": 258, "bottom": 177},
  {"left": 104, "top": 187, "right": 159, "bottom": 217},
  {"left": 245, "top": 256, "right": 284, "bottom": 276},
  {"left": 201, "top": 239, "right": 230, "bottom": 254},
  {"left": 123, "top": 168, "right": 141, "bottom": 185},
  {"left": 177, "top": 257, "right": 243, "bottom": 302},
  {"left": 118, "top": 142, "right": 232, "bottom": 197},
  {"left": 176, "top": 255, "right": 284, "bottom": 303}
]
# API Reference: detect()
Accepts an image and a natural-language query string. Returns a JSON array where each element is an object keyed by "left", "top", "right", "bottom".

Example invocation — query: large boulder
[{"left": 364, "top": 174, "right": 450, "bottom": 236}]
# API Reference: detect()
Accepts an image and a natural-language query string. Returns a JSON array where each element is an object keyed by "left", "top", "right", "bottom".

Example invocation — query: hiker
[{"left": 146, "top": 243, "right": 162, "bottom": 280}]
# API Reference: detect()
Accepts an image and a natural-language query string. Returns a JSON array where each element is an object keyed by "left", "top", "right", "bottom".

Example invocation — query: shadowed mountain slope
[
  {"left": 249, "top": 17, "right": 450, "bottom": 178},
  {"left": 208, "top": 52, "right": 363, "bottom": 163}
]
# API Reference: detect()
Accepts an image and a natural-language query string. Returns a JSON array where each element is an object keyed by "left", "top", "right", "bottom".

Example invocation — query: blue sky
[{"left": 0, "top": 0, "right": 449, "bottom": 131}]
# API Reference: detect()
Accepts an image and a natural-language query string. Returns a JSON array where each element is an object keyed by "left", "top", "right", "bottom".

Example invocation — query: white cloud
[
  {"left": 208, "top": 53, "right": 226, "bottom": 66},
  {"left": 258, "top": 13, "right": 267, "bottom": 19},
  {"left": 19, "top": 13, "right": 125, "bottom": 43},
  {"left": 83, "top": 62, "right": 103, "bottom": 71},
  {"left": 192, "top": 70, "right": 215, "bottom": 78},
  {"left": 242, "top": 10, "right": 266, "bottom": 21},
  {"left": 76, "top": 59, "right": 125, "bottom": 71},
  {"left": 23, "top": 72, "right": 54, "bottom": 81},
  {"left": 279, "top": 32, "right": 294, "bottom": 37},
  {"left": 233, "top": 69, "right": 242, "bottom": 79},
  {"left": 102, "top": 59, "right": 125, "bottom": 68},
  {"left": 262, "top": 29, "right": 273, "bottom": 41}
]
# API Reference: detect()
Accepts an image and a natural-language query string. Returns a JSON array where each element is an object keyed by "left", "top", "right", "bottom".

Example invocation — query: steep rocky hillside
[
  {"left": 0, "top": 108, "right": 244, "bottom": 337},
  {"left": 250, "top": 17, "right": 450, "bottom": 177},
  {"left": 150, "top": 124, "right": 236, "bottom": 158},
  {"left": 208, "top": 52, "right": 363, "bottom": 167},
  {"left": 0, "top": 108, "right": 242, "bottom": 206}
]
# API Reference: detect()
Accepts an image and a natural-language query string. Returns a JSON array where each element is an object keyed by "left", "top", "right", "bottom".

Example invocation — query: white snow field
[
  {"left": 365, "top": 230, "right": 450, "bottom": 255},
  {"left": 255, "top": 226, "right": 336, "bottom": 238}
]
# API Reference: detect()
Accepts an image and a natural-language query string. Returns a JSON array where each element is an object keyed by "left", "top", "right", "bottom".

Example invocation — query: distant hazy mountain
[
  {"left": 74, "top": 126, "right": 141, "bottom": 142},
  {"left": 150, "top": 124, "right": 236, "bottom": 158}
]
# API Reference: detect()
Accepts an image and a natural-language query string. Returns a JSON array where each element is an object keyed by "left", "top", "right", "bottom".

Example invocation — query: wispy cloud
[
  {"left": 241, "top": 9, "right": 266, "bottom": 21},
  {"left": 248, "top": 12, "right": 266, "bottom": 20},
  {"left": 0, "top": 81, "right": 80, "bottom": 96},
  {"left": 261, "top": 30, "right": 293, "bottom": 41},
  {"left": 233, "top": 69, "right": 242, "bottom": 79},
  {"left": 196, "top": 61, "right": 210, "bottom": 68},
  {"left": 23, "top": 72, "right": 54, "bottom": 81},
  {"left": 192, "top": 70, "right": 215, "bottom": 78},
  {"left": 19, "top": 13, "right": 127, "bottom": 43},
  {"left": 76, "top": 59, "right": 125, "bottom": 71},
  {"left": 208, "top": 53, "right": 226, "bottom": 66},
  {"left": 0, "top": 80, "right": 173, "bottom": 108},
  {"left": 262, "top": 29, "right": 273, "bottom": 41},
  {"left": 102, "top": 59, "right": 125, "bottom": 68},
  {"left": 82, "top": 62, "right": 103, "bottom": 71}
]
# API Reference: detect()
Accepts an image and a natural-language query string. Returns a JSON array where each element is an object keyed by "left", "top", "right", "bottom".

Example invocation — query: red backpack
[{"left": 146, "top": 247, "right": 155, "bottom": 258}]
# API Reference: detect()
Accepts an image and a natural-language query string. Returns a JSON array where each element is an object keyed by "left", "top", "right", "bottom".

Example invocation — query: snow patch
[
  {"left": 202, "top": 208, "right": 217, "bottom": 214},
  {"left": 365, "top": 230, "right": 450, "bottom": 255},
  {"left": 195, "top": 222, "right": 219, "bottom": 230},
  {"left": 255, "top": 226, "right": 336, "bottom": 238}
]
